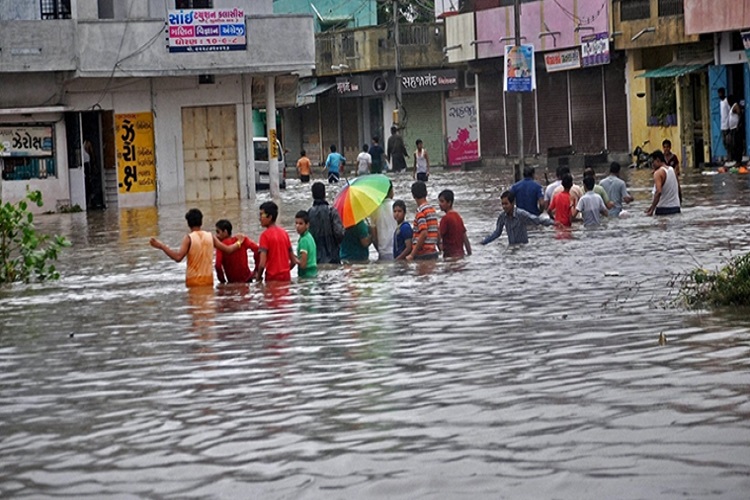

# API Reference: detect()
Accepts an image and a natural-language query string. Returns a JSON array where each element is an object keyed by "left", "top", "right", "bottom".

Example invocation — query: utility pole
[
  {"left": 513, "top": 0, "right": 523, "bottom": 182},
  {"left": 393, "top": 0, "right": 402, "bottom": 127}
]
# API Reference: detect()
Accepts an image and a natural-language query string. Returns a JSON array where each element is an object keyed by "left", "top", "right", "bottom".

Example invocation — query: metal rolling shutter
[
  {"left": 604, "top": 52, "right": 629, "bottom": 154},
  {"left": 537, "top": 69, "right": 571, "bottom": 151},
  {"left": 478, "top": 69, "right": 506, "bottom": 157},
  {"left": 402, "top": 93, "right": 445, "bottom": 166},
  {"left": 570, "top": 66, "right": 605, "bottom": 153}
]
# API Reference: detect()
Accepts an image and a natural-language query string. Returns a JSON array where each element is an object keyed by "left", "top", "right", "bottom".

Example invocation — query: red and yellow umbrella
[{"left": 332, "top": 174, "right": 392, "bottom": 228}]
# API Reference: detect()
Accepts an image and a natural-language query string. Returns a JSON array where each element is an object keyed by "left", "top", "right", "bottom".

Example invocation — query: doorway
[{"left": 65, "top": 111, "right": 108, "bottom": 210}]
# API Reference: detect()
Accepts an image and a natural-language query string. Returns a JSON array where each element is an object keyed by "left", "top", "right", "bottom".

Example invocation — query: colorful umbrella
[{"left": 332, "top": 174, "right": 391, "bottom": 228}]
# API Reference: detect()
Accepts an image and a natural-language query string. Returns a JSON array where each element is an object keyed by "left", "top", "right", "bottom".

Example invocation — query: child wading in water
[{"left": 150, "top": 208, "right": 243, "bottom": 287}]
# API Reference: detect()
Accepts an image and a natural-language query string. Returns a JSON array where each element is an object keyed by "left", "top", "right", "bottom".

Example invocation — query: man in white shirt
[
  {"left": 369, "top": 182, "right": 397, "bottom": 260},
  {"left": 719, "top": 87, "right": 731, "bottom": 161},
  {"left": 356, "top": 144, "right": 372, "bottom": 176}
]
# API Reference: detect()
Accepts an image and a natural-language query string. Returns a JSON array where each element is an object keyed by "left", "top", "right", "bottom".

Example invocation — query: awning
[
  {"left": 638, "top": 59, "right": 712, "bottom": 78},
  {"left": 298, "top": 82, "right": 336, "bottom": 98}
]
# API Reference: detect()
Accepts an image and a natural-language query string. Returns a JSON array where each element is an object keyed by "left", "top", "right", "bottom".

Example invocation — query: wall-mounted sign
[
  {"left": 446, "top": 96, "right": 479, "bottom": 166},
  {"left": 401, "top": 69, "right": 459, "bottom": 93},
  {"left": 336, "top": 76, "right": 363, "bottom": 97},
  {"left": 544, "top": 48, "right": 581, "bottom": 73},
  {"left": 504, "top": 44, "right": 536, "bottom": 92},
  {"left": 581, "top": 32, "right": 610, "bottom": 67},
  {"left": 167, "top": 8, "right": 246, "bottom": 53},
  {"left": 115, "top": 113, "right": 156, "bottom": 194},
  {"left": 0, "top": 126, "right": 53, "bottom": 157}
]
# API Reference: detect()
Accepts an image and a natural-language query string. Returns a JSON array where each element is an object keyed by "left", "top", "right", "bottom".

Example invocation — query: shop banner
[
  {"left": 167, "top": 8, "right": 246, "bottom": 53},
  {"left": 742, "top": 31, "right": 750, "bottom": 65},
  {"left": 504, "top": 44, "right": 536, "bottom": 92},
  {"left": 581, "top": 32, "right": 610, "bottom": 67},
  {"left": 401, "top": 69, "right": 459, "bottom": 93},
  {"left": 544, "top": 48, "right": 581, "bottom": 73},
  {"left": 336, "top": 76, "right": 363, "bottom": 97},
  {"left": 0, "top": 126, "right": 53, "bottom": 157},
  {"left": 446, "top": 96, "right": 479, "bottom": 166},
  {"left": 115, "top": 113, "right": 156, "bottom": 194}
]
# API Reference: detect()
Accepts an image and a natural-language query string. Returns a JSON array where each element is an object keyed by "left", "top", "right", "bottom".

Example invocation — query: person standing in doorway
[
  {"left": 728, "top": 95, "right": 743, "bottom": 164},
  {"left": 387, "top": 126, "right": 408, "bottom": 173},
  {"left": 719, "top": 87, "right": 731, "bottom": 163},
  {"left": 413, "top": 139, "right": 430, "bottom": 182}
]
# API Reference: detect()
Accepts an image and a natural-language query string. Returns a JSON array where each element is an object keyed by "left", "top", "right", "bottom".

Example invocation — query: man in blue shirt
[
  {"left": 325, "top": 144, "right": 345, "bottom": 183},
  {"left": 481, "top": 190, "right": 556, "bottom": 245},
  {"left": 509, "top": 166, "right": 544, "bottom": 216}
]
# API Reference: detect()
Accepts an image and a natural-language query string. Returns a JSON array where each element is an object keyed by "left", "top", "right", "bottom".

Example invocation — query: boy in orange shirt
[{"left": 296, "top": 149, "right": 312, "bottom": 183}]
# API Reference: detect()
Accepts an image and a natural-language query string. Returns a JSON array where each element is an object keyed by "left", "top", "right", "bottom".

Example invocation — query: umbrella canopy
[{"left": 332, "top": 174, "right": 391, "bottom": 228}]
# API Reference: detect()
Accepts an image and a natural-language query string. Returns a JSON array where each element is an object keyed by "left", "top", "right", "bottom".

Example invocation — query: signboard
[
  {"left": 115, "top": 113, "right": 156, "bottom": 194},
  {"left": 581, "top": 32, "right": 610, "bottom": 67},
  {"left": 269, "top": 129, "right": 278, "bottom": 158},
  {"left": 504, "top": 44, "right": 536, "bottom": 92},
  {"left": 0, "top": 126, "right": 53, "bottom": 157},
  {"left": 401, "top": 69, "right": 459, "bottom": 93},
  {"left": 336, "top": 76, "right": 363, "bottom": 97},
  {"left": 544, "top": 48, "right": 581, "bottom": 73},
  {"left": 446, "top": 96, "right": 479, "bottom": 166},
  {"left": 167, "top": 8, "right": 246, "bottom": 53}
]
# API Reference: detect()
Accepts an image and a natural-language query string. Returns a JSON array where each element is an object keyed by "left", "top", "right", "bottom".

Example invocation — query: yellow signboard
[
  {"left": 269, "top": 129, "right": 278, "bottom": 158},
  {"left": 115, "top": 112, "right": 156, "bottom": 194}
]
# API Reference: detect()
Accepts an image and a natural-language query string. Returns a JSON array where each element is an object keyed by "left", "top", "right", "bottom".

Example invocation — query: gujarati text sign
[
  {"left": 446, "top": 96, "right": 479, "bottom": 166},
  {"left": 115, "top": 113, "right": 155, "bottom": 194},
  {"left": 0, "top": 126, "right": 53, "bottom": 157},
  {"left": 544, "top": 48, "right": 581, "bottom": 73},
  {"left": 168, "top": 8, "right": 246, "bottom": 53},
  {"left": 581, "top": 32, "right": 610, "bottom": 67}
]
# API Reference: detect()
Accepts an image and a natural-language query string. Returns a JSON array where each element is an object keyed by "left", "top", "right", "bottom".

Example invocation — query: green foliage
[
  {"left": 0, "top": 190, "right": 71, "bottom": 284},
  {"left": 678, "top": 253, "right": 750, "bottom": 308}
]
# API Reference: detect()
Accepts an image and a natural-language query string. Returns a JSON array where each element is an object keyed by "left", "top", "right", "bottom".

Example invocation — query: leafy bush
[
  {"left": 0, "top": 190, "right": 71, "bottom": 284},
  {"left": 678, "top": 253, "right": 750, "bottom": 308}
]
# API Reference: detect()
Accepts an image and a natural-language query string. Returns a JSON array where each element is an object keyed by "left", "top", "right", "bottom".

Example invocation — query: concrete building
[
  {"left": 445, "top": 0, "right": 629, "bottom": 172},
  {"left": 0, "top": 0, "right": 314, "bottom": 211}
]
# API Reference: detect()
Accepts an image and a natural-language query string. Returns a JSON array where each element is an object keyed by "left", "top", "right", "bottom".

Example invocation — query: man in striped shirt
[
  {"left": 406, "top": 181, "right": 440, "bottom": 260},
  {"left": 481, "top": 190, "right": 555, "bottom": 246}
]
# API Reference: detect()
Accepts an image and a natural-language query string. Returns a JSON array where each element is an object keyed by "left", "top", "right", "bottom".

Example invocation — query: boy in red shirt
[
  {"left": 548, "top": 173, "right": 575, "bottom": 227},
  {"left": 438, "top": 189, "right": 471, "bottom": 258},
  {"left": 256, "top": 201, "right": 295, "bottom": 282},
  {"left": 215, "top": 219, "right": 260, "bottom": 283}
]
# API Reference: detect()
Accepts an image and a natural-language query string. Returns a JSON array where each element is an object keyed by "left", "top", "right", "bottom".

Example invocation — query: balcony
[
  {"left": 0, "top": 20, "right": 76, "bottom": 72},
  {"left": 316, "top": 23, "right": 446, "bottom": 77}
]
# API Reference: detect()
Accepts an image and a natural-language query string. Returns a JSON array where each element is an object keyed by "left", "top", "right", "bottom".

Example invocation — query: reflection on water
[{"left": 2, "top": 167, "right": 750, "bottom": 498}]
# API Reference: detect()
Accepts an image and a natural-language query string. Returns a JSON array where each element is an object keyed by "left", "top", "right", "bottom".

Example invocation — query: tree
[{"left": 0, "top": 190, "right": 71, "bottom": 284}]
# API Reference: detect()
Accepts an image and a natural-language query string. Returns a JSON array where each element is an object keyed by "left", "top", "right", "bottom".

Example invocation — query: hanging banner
[
  {"left": 115, "top": 112, "right": 156, "bottom": 194},
  {"left": 167, "top": 8, "right": 246, "bottom": 53},
  {"left": 544, "top": 48, "right": 581, "bottom": 73},
  {"left": 445, "top": 96, "right": 479, "bottom": 166},
  {"left": 0, "top": 126, "right": 54, "bottom": 157},
  {"left": 581, "top": 32, "right": 610, "bottom": 67},
  {"left": 504, "top": 44, "right": 536, "bottom": 92},
  {"left": 742, "top": 31, "right": 750, "bottom": 65}
]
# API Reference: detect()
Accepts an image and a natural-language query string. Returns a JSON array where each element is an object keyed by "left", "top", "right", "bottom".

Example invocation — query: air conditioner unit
[{"left": 464, "top": 70, "right": 476, "bottom": 89}]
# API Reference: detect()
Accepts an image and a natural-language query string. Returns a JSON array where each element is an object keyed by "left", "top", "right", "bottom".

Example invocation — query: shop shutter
[
  {"left": 402, "top": 93, "right": 446, "bottom": 165},
  {"left": 478, "top": 69, "right": 506, "bottom": 157},
  {"left": 570, "top": 66, "right": 605, "bottom": 153},
  {"left": 604, "top": 53, "right": 629, "bottom": 154},
  {"left": 537, "top": 69, "right": 571, "bottom": 151}
]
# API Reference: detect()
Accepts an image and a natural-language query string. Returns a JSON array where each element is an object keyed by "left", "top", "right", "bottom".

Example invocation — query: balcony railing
[
  {"left": 620, "top": 0, "right": 651, "bottom": 21},
  {"left": 658, "top": 0, "right": 684, "bottom": 17}
]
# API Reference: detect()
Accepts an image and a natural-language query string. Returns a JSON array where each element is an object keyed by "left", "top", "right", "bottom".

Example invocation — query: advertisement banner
[
  {"left": 0, "top": 126, "right": 53, "bottom": 157},
  {"left": 742, "top": 31, "right": 750, "bottom": 64},
  {"left": 167, "top": 8, "right": 246, "bottom": 53},
  {"left": 581, "top": 32, "right": 610, "bottom": 67},
  {"left": 115, "top": 113, "right": 156, "bottom": 194},
  {"left": 446, "top": 96, "right": 479, "bottom": 166},
  {"left": 544, "top": 48, "right": 581, "bottom": 73},
  {"left": 401, "top": 69, "right": 459, "bottom": 93},
  {"left": 504, "top": 44, "right": 536, "bottom": 92}
]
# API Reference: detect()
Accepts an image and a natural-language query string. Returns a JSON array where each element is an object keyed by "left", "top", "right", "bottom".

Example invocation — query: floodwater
[{"left": 2, "top": 165, "right": 750, "bottom": 499}]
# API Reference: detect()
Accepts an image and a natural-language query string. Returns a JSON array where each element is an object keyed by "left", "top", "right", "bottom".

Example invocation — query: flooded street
[{"left": 2, "top": 166, "right": 750, "bottom": 498}]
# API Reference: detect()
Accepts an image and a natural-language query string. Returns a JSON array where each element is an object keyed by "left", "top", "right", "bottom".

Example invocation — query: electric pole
[
  {"left": 514, "top": 0, "right": 523, "bottom": 182},
  {"left": 393, "top": 0, "right": 402, "bottom": 126}
]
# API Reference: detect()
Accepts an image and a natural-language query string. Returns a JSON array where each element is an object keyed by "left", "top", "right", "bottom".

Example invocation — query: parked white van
[{"left": 253, "top": 137, "right": 286, "bottom": 190}]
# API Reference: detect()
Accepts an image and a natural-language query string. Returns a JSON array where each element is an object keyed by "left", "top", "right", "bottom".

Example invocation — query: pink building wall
[
  {"left": 684, "top": 0, "right": 750, "bottom": 35},
  {"left": 475, "top": 0, "right": 609, "bottom": 59}
]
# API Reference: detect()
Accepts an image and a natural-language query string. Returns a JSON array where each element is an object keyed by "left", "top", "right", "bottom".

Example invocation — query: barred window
[
  {"left": 175, "top": 0, "right": 213, "bottom": 8},
  {"left": 658, "top": 0, "right": 684, "bottom": 17},
  {"left": 400, "top": 25, "right": 430, "bottom": 46},
  {"left": 620, "top": 0, "right": 650, "bottom": 21},
  {"left": 40, "top": 0, "right": 71, "bottom": 20}
]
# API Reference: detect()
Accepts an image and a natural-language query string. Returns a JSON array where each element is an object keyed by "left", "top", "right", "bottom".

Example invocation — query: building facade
[{"left": 0, "top": 0, "right": 315, "bottom": 211}]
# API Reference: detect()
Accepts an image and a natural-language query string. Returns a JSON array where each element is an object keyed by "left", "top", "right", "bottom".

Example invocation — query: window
[
  {"left": 658, "top": 0, "right": 684, "bottom": 17},
  {"left": 620, "top": 0, "right": 650, "bottom": 21},
  {"left": 175, "top": 0, "right": 212, "bottom": 8},
  {"left": 649, "top": 78, "right": 677, "bottom": 127},
  {"left": 730, "top": 31, "right": 744, "bottom": 52},
  {"left": 40, "top": 0, "right": 71, "bottom": 19}
]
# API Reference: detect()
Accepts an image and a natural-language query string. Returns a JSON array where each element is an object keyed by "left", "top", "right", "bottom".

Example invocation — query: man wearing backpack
[{"left": 308, "top": 182, "right": 345, "bottom": 264}]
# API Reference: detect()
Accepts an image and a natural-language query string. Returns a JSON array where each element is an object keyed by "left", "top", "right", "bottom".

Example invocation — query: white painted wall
[{"left": 717, "top": 32, "right": 748, "bottom": 66}]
